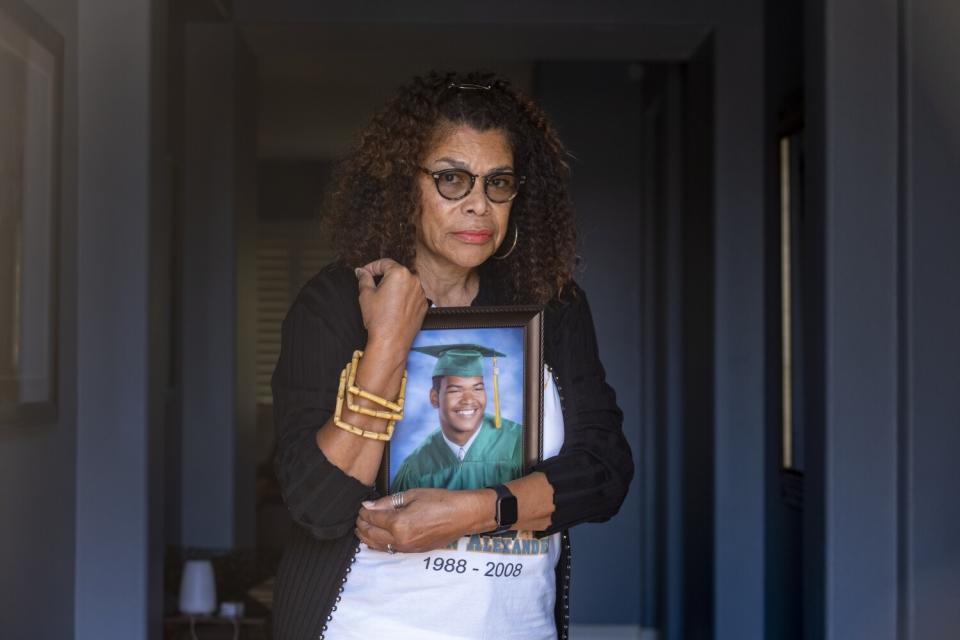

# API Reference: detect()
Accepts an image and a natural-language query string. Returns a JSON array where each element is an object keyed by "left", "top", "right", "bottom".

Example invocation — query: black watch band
[{"left": 490, "top": 484, "right": 518, "bottom": 535}]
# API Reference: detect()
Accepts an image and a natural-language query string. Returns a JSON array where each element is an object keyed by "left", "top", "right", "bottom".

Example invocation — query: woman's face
[{"left": 415, "top": 125, "right": 515, "bottom": 273}]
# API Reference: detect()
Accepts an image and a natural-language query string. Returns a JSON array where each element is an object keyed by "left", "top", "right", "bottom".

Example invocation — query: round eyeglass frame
[{"left": 419, "top": 167, "right": 526, "bottom": 204}]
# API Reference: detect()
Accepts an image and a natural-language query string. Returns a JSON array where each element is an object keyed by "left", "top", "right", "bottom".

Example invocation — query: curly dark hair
[{"left": 325, "top": 70, "right": 577, "bottom": 304}]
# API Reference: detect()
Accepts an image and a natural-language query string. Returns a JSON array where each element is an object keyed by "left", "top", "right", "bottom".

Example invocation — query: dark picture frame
[
  {"left": 377, "top": 306, "right": 544, "bottom": 495},
  {"left": 0, "top": 0, "right": 62, "bottom": 426}
]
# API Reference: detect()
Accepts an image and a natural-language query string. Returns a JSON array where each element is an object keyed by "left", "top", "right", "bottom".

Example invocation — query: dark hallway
[{"left": 1, "top": 1, "right": 959, "bottom": 639}]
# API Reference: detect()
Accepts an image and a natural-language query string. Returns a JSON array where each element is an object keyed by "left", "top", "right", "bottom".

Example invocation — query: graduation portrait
[{"left": 379, "top": 307, "right": 544, "bottom": 494}]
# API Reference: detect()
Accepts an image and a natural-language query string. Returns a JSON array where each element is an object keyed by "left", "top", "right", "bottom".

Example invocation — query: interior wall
[
  {"left": 681, "top": 39, "right": 718, "bottom": 639},
  {"left": 903, "top": 2, "right": 960, "bottom": 635},
  {"left": 256, "top": 57, "right": 535, "bottom": 161},
  {"left": 180, "top": 22, "right": 258, "bottom": 549},
  {"left": 806, "top": 0, "right": 960, "bottom": 638},
  {"left": 534, "top": 61, "right": 645, "bottom": 625},
  {"left": 74, "top": 0, "right": 160, "bottom": 638},
  {"left": 0, "top": 0, "right": 77, "bottom": 638},
  {"left": 234, "top": 31, "right": 259, "bottom": 551},
  {"left": 638, "top": 65, "right": 686, "bottom": 638},
  {"left": 808, "top": 0, "right": 900, "bottom": 637},
  {"left": 147, "top": 0, "right": 170, "bottom": 634},
  {"left": 712, "top": 2, "right": 767, "bottom": 638},
  {"left": 802, "top": 0, "right": 827, "bottom": 636}
]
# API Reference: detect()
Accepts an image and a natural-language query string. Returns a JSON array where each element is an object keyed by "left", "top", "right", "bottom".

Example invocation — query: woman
[{"left": 271, "top": 71, "right": 633, "bottom": 639}]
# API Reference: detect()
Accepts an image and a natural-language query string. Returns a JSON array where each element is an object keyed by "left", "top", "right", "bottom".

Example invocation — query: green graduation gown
[{"left": 392, "top": 415, "right": 523, "bottom": 492}]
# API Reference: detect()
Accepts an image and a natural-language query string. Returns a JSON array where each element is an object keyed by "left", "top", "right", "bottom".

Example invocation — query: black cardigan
[{"left": 271, "top": 262, "right": 633, "bottom": 639}]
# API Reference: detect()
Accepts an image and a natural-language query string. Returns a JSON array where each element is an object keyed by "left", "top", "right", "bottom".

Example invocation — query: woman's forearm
[
  {"left": 354, "top": 473, "right": 557, "bottom": 553},
  {"left": 316, "top": 337, "right": 409, "bottom": 486},
  {"left": 459, "top": 471, "right": 556, "bottom": 535}
]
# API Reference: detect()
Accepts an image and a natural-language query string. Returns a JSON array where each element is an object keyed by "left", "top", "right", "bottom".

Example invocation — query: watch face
[{"left": 498, "top": 495, "right": 518, "bottom": 527}]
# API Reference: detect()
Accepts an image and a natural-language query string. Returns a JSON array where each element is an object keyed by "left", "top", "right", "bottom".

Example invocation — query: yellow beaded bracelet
[
  {"left": 333, "top": 367, "right": 396, "bottom": 441},
  {"left": 345, "top": 350, "right": 407, "bottom": 420},
  {"left": 331, "top": 351, "right": 407, "bottom": 442}
]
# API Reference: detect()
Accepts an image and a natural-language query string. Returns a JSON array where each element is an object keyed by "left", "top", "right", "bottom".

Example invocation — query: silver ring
[
  {"left": 386, "top": 543, "right": 396, "bottom": 554},
  {"left": 391, "top": 491, "right": 405, "bottom": 510}
]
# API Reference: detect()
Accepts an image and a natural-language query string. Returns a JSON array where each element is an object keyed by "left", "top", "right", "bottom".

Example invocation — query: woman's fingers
[
  {"left": 355, "top": 258, "right": 405, "bottom": 294},
  {"left": 358, "top": 505, "right": 398, "bottom": 530},
  {"left": 359, "top": 257, "right": 401, "bottom": 278},
  {"left": 357, "top": 505, "right": 419, "bottom": 551},
  {"left": 355, "top": 267, "right": 376, "bottom": 292},
  {"left": 357, "top": 258, "right": 424, "bottom": 295},
  {"left": 356, "top": 515, "right": 398, "bottom": 551},
  {"left": 354, "top": 491, "right": 417, "bottom": 552},
  {"left": 355, "top": 489, "right": 469, "bottom": 554},
  {"left": 354, "top": 526, "right": 375, "bottom": 549},
  {"left": 357, "top": 489, "right": 460, "bottom": 552},
  {"left": 361, "top": 495, "right": 395, "bottom": 511}
]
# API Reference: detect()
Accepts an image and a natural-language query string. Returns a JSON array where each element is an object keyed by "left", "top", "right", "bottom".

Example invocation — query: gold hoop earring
[{"left": 492, "top": 224, "right": 518, "bottom": 260}]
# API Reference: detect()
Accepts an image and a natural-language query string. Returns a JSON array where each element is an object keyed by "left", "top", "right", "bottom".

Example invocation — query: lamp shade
[{"left": 178, "top": 559, "right": 217, "bottom": 615}]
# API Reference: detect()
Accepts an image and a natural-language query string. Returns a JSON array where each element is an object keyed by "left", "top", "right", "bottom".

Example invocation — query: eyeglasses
[{"left": 419, "top": 167, "right": 525, "bottom": 204}]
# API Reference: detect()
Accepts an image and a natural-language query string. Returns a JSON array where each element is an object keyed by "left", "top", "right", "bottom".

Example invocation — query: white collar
[{"left": 441, "top": 423, "right": 483, "bottom": 461}]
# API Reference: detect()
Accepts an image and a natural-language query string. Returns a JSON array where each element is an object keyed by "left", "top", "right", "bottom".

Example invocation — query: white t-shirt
[{"left": 324, "top": 365, "right": 565, "bottom": 639}]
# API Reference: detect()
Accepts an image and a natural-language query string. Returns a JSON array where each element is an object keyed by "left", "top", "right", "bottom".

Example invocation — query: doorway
[{"left": 164, "top": 15, "right": 720, "bottom": 638}]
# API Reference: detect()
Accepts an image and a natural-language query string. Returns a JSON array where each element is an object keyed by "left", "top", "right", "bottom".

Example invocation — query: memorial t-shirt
[{"left": 324, "top": 365, "right": 565, "bottom": 639}]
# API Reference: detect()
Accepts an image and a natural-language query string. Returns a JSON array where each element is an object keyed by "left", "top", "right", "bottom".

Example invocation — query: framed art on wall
[
  {"left": 0, "top": 0, "right": 62, "bottom": 425},
  {"left": 376, "top": 306, "right": 544, "bottom": 495}
]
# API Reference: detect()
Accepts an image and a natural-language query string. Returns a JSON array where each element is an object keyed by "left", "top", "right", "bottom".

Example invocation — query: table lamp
[{"left": 179, "top": 559, "right": 217, "bottom": 615}]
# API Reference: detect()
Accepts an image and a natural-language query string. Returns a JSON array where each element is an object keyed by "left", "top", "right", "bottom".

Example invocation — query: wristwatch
[{"left": 490, "top": 484, "right": 518, "bottom": 535}]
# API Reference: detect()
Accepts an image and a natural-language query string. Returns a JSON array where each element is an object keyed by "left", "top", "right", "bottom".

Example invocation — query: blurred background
[{"left": 2, "top": 0, "right": 959, "bottom": 639}]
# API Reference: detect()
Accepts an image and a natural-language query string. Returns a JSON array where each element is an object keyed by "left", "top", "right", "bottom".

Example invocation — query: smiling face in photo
[{"left": 431, "top": 375, "right": 487, "bottom": 445}]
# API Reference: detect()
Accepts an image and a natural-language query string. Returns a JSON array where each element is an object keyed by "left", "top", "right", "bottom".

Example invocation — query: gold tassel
[{"left": 492, "top": 356, "right": 502, "bottom": 428}]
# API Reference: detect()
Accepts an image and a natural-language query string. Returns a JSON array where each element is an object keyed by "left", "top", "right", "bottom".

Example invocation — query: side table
[{"left": 163, "top": 615, "right": 269, "bottom": 640}]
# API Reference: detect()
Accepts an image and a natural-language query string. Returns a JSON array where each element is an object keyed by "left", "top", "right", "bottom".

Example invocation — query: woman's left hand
[{"left": 355, "top": 488, "right": 493, "bottom": 554}]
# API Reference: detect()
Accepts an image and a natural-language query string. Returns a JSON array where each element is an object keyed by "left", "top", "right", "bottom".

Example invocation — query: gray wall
[
  {"left": 904, "top": 2, "right": 960, "bottom": 635},
  {"left": 535, "top": 61, "right": 645, "bottom": 624},
  {"left": 0, "top": 0, "right": 77, "bottom": 638},
  {"left": 807, "top": 0, "right": 960, "bottom": 638},
  {"left": 713, "top": 3, "right": 767, "bottom": 637},
  {"left": 74, "top": 0, "right": 162, "bottom": 638},
  {"left": 180, "top": 23, "right": 258, "bottom": 550}
]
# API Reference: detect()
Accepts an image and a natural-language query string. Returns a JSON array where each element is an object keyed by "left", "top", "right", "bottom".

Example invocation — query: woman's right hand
[
  {"left": 356, "top": 258, "right": 428, "bottom": 353},
  {"left": 316, "top": 259, "right": 427, "bottom": 485}
]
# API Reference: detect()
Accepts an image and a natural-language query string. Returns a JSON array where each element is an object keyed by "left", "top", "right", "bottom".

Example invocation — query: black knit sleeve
[
  {"left": 271, "top": 264, "right": 378, "bottom": 540},
  {"left": 534, "top": 283, "right": 634, "bottom": 532}
]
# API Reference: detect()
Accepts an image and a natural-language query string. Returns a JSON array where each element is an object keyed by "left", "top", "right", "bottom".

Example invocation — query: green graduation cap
[{"left": 411, "top": 343, "right": 508, "bottom": 428}]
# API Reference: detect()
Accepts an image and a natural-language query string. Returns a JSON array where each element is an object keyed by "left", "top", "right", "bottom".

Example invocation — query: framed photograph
[
  {"left": 377, "top": 306, "right": 544, "bottom": 495},
  {"left": 0, "top": 0, "right": 62, "bottom": 425}
]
